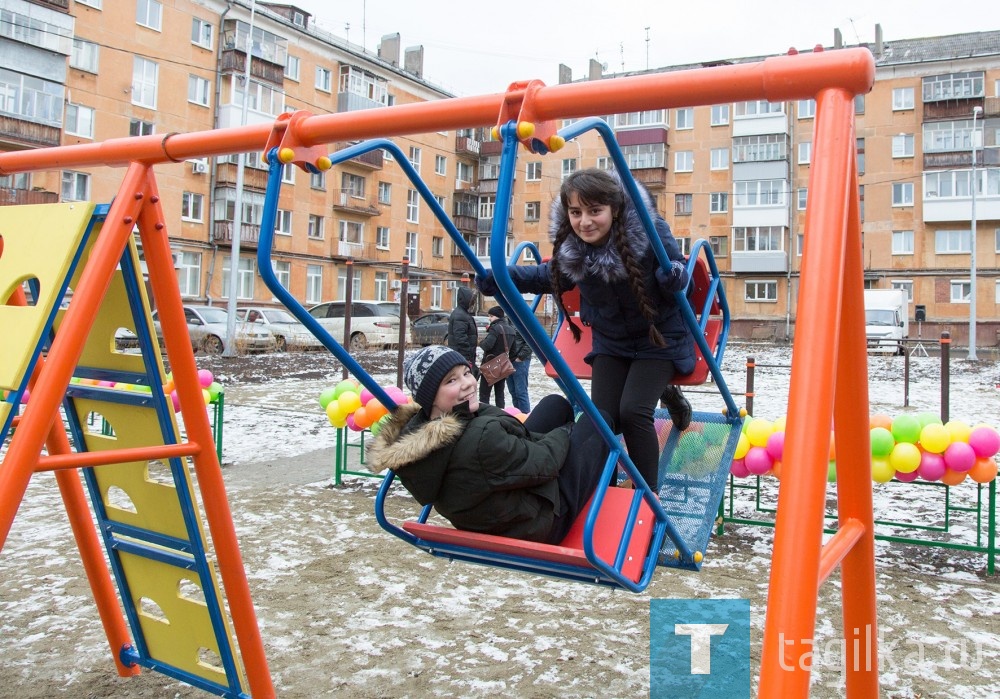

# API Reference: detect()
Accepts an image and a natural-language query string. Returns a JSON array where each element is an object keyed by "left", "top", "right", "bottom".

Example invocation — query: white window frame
[
  {"left": 376, "top": 226, "right": 390, "bottom": 249},
  {"left": 434, "top": 154, "right": 447, "bottom": 176},
  {"left": 432, "top": 236, "right": 444, "bottom": 257},
  {"left": 892, "top": 87, "right": 915, "bottom": 110},
  {"left": 306, "top": 264, "right": 323, "bottom": 304},
  {"left": 950, "top": 279, "right": 971, "bottom": 303},
  {"left": 275, "top": 209, "right": 292, "bottom": 236},
  {"left": 675, "top": 107, "right": 694, "bottom": 130},
  {"left": 285, "top": 54, "right": 300, "bottom": 82},
  {"left": 406, "top": 189, "right": 419, "bottom": 224},
  {"left": 191, "top": 17, "right": 213, "bottom": 50},
  {"left": 61, "top": 171, "right": 90, "bottom": 201},
  {"left": 378, "top": 181, "right": 391, "bottom": 204},
  {"left": 891, "top": 182, "right": 914, "bottom": 207},
  {"left": 177, "top": 251, "right": 201, "bottom": 297},
  {"left": 745, "top": 280, "right": 778, "bottom": 302},
  {"left": 315, "top": 67, "right": 332, "bottom": 92},
  {"left": 892, "top": 134, "right": 914, "bottom": 158},
  {"left": 561, "top": 158, "right": 577, "bottom": 179},
  {"left": 70, "top": 39, "right": 99, "bottom": 73},
  {"left": 710, "top": 104, "right": 729, "bottom": 126},
  {"left": 710, "top": 148, "right": 729, "bottom": 170},
  {"left": 65, "top": 104, "right": 94, "bottom": 138},
  {"left": 709, "top": 192, "right": 728, "bottom": 214},
  {"left": 526, "top": 162, "right": 542, "bottom": 181},
  {"left": 797, "top": 188, "right": 808, "bottom": 211},
  {"left": 132, "top": 56, "right": 158, "bottom": 109},
  {"left": 934, "top": 229, "right": 971, "bottom": 254},
  {"left": 797, "top": 99, "right": 816, "bottom": 119},
  {"left": 181, "top": 191, "right": 204, "bottom": 222},
  {"left": 525, "top": 201, "right": 541, "bottom": 221},
  {"left": 892, "top": 230, "right": 914, "bottom": 255},
  {"left": 891, "top": 280, "right": 913, "bottom": 304},
  {"left": 136, "top": 0, "right": 162, "bottom": 31},
  {"left": 188, "top": 75, "right": 211, "bottom": 107},
  {"left": 674, "top": 150, "right": 693, "bottom": 173},
  {"left": 798, "top": 142, "right": 812, "bottom": 165},
  {"left": 308, "top": 214, "right": 324, "bottom": 239},
  {"left": 221, "top": 256, "right": 255, "bottom": 300},
  {"left": 405, "top": 231, "right": 418, "bottom": 263},
  {"left": 408, "top": 146, "right": 422, "bottom": 171}
]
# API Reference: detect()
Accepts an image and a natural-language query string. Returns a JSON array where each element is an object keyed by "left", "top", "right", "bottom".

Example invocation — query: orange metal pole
[
  {"left": 816, "top": 519, "right": 865, "bottom": 585},
  {"left": 0, "top": 49, "right": 874, "bottom": 175},
  {"left": 135, "top": 171, "right": 274, "bottom": 698},
  {"left": 834, "top": 156, "right": 879, "bottom": 697},
  {"left": 36, "top": 442, "right": 202, "bottom": 472},
  {"left": 758, "top": 88, "right": 855, "bottom": 697}
]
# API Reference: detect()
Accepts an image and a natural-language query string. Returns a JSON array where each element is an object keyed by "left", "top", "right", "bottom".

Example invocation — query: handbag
[{"left": 479, "top": 330, "right": 515, "bottom": 386}]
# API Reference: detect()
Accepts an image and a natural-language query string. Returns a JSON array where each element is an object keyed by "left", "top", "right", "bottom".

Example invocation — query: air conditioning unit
[
  {"left": 171, "top": 252, "right": 182, "bottom": 269},
  {"left": 390, "top": 280, "right": 402, "bottom": 289},
  {"left": 191, "top": 159, "right": 208, "bottom": 174}
]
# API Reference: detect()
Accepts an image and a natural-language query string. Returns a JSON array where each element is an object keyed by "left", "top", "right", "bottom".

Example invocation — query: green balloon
[
  {"left": 917, "top": 411, "right": 942, "bottom": 428},
  {"left": 869, "top": 427, "right": 895, "bottom": 457},
  {"left": 333, "top": 379, "right": 359, "bottom": 398},
  {"left": 319, "top": 387, "right": 338, "bottom": 408},
  {"left": 208, "top": 381, "right": 223, "bottom": 401},
  {"left": 891, "top": 414, "right": 922, "bottom": 444}
]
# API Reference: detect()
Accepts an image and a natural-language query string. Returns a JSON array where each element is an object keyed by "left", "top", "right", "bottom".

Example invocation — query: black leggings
[
  {"left": 590, "top": 355, "right": 675, "bottom": 490},
  {"left": 479, "top": 375, "right": 506, "bottom": 408},
  {"left": 525, "top": 395, "right": 611, "bottom": 545}
]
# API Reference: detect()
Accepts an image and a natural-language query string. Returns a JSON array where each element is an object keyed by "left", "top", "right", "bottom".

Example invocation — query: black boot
[{"left": 660, "top": 384, "right": 692, "bottom": 431}]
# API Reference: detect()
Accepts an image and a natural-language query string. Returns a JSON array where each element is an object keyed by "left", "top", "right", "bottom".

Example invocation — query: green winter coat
[{"left": 368, "top": 402, "right": 571, "bottom": 542}]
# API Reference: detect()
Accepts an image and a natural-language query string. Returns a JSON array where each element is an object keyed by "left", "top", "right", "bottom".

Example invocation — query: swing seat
[
  {"left": 401, "top": 486, "right": 656, "bottom": 585},
  {"left": 545, "top": 256, "right": 721, "bottom": 385}
]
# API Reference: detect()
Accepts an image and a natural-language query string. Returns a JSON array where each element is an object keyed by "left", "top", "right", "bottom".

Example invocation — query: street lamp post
[{"left": 968, "top": 105, "right": 982, "bottom": 360}]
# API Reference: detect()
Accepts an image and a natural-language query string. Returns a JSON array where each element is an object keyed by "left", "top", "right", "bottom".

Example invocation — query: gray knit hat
[{"left": 404, "top": 345, "right": 470, "bottom": 415}]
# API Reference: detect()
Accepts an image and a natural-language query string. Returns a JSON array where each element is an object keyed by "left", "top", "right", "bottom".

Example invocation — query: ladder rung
[
  {"left": 817, "top": 517, "right": 866, "bottom": 586},
  {"left": 36, "top": 442, "right": 201, "bottom": 472}
]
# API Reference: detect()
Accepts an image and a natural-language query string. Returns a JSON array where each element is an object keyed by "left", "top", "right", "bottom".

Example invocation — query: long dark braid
[
  {"left": 549, "top": 222, "right": 582, "bottom": 342},
  {"left": 613, "top": 218, "right": 667, "bottom": 347}
]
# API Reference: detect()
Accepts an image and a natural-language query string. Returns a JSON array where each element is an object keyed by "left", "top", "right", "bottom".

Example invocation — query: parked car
[
  {"left": 236, "top": 305, "right": 323, "bottom": 351},
  {"left": 306, "top": 300, "right": 409, "bottom": 351},
  {"left": 410, "top": 311, "right": 489, "bottom": 346},
  {"left": 152, "top": 305, "right": 277, "bottom": 355}
]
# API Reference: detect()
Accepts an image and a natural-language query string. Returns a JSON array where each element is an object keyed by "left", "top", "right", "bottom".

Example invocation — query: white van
[
  {"left": 307, "top": 300, "right": 409, "bottom": 351},
  {"left": 864, "top": 289, "right": 908, "bottom": 355}
]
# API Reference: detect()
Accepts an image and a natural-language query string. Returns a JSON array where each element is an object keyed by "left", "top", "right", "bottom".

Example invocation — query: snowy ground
[{"left": 1, "top": 342, "right": 998, "bottom": 697}]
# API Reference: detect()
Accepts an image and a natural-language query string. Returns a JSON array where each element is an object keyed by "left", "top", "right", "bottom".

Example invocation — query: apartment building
[{"left": 1, "top": 5, "right": 997, "bottom": 348}]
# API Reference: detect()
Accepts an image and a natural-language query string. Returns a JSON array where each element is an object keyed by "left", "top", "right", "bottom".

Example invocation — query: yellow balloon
[
  {"left": 746, "top": 418, "right": 774, "bottom": 448},
  {"left": 945, "top": 420, "right": 972, "bottom": 443},
  {"left": 338, "top": 391, "right": 362, "bottom": 415},
  {"left": 871, "top": 457, "right": 895, "bottom": 483},
  {"left": 889, "top": 442, "right": 921, "bottom": 473},
  {"left": 918, "top": 423, "right": 950, "bottom": 454},
  {"left": 772, "top": 415, "right": 787, "bottom": 432},
  {"left": 734, "top": 432, "right": 750, "bottom": 460},
  {"left": 325, "top": 398, "right": 349, "bottom": 424}
]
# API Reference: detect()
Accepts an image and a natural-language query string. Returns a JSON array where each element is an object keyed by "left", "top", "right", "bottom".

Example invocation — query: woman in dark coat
[
  {"left": 368, "top": 345, "right": 608, "bottom": 544},
  {"left": 477, "top": 305, "right": 511, "bottom": 408}
]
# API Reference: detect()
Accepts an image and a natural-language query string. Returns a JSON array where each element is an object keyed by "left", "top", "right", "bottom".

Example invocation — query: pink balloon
[
  {"left": 944, "top": 441, "right": 976, "bottom": 473},
  {"left": 359, "top": 388, "right": 374, "bottom": 405},
  {"left": 730, "top": 458, "right": 750, "bottom": 478},
  {"left": 744, "top": 446, "right": 773, "bottom": 475},
  {"left": 917, "top": 451, "right": 947, "bottom": 481},
  {"left": 170, "top": 390, "right": 181, "bottom": 411},
  {"left": 20, "top": 388, "right": 30, "bottom": 404},
  {"left": 197, "top": 369, "right": 214, "bottom": 387},
  {"left": 895, "top": 468, "right": 919, "bottom": 483},
  {"left": 765, "top": 431, "right": 785, "bottom": 461},
  {"left": 345, "top": 414, "right": 362, "bottom": 432},
  {"left": 968, "top": 426, "right": 1000, "bottom": 458}
]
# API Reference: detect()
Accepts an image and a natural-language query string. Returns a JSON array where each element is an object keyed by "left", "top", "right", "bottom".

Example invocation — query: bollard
[
  {"left": 745, "top": 356, "right": 756, "bottom": 416},
  {"left": 940, "top": 332, "right": 950, "bottom": 422}
]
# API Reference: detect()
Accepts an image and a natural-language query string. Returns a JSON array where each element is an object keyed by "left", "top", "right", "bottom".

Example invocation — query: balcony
[
  {"left": 0, "top": 115, "right": 61, "bottom": 148},
  {"left": 924, "top": 146, "right": 1000, "bottom": 171},
  {"left": 213, "top": 220, "right": 259, "bottom": 248},
  {"left": 451, "top": 254, "right": 474, "bottom": 274},
  {"left": 731, "top": 250, "right": 788, "bottom": 273},
  {"left": 219, "top": 44, "right": 285, "bottom": 86},
  {"left": 452, "top": 214, "right": 477, "bottom": 234},
  {"left": 455, "top": 135, "right": 481, "bottom": 157},
  {"left": 632, "top": 167, "right": 668, "bottom": 189},
  {"left": 214, "top": 162, "right": 270, "bottom": 190},
  {"left": 334, "top": 144, "right": 384, "bottom": 170},
  {"left": 0, "top": 187, "right": 58, "bottom": 206},
  {"left": 331, "top": 191, "right": 381, "bottom": 216}
]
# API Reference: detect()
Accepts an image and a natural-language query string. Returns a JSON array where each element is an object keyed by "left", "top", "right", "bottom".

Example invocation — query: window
[
  {"left": 562, "top": 158, "right": 577, "bottom": 179},
  {"left": 456, "top": 161, "right": 473, "bottom": 184},
  {"left": 798, "top": 142, "right": 812, "bottom": 164},
  {"left": 285, "top": 54, "right": 300, "bottom": 81},
  {"left": 340, "top": 220, "right": 363, "bottom": 245},
  {"left": 310, "top": 170, "right": 325, "bottom": 189},
  {"left": 181, "top": 192, "right": 203, "bottom": 222},
  {"left": 435, "top": 154, "right": 447, "bottom": 176},
  {"left": 734, "top": 180, "right": 787, "bottom": 207},
  {"left": 923, "top": 71, "right": 984, "bottom": 102},
  {"left": 431, "top": 282, "right": 442, "bottom": 309},
  {"left": 892, "top": 182, "right": 913, "bottom": 206},
  {"left": 315, "top": 67, "right": 332, "bottom": 92},
  {"left": 188, "top": 75, "right": 211, "bottom": 107},
  {"left": 61, "top": 171, "right": 89, "bottom": 201},
  {"left": 77, "top": 0, "right": 101, "bottom": 7},
  {"left": 892, "top": 230, "right": 914, "bottom": 255},
  {"left": 65, "top": 104, "right": 94, "bottom": 138},
  {"left": 432, "top": 236, "right": 444, "bottom": 257},
  {"left": 374, "top": 272, "right": 388, "bottom": 300},
  {"left": 674, "top": 151, "right": 693, "bottom": 172},
  {"left": 271, "top": 261, "right": 290, "bottom": 298},
  {"left": 709, "top": 192, "right": 728, "bottom": 214},
  {"left": 612, "top": 110, "right": 666, "bottom": 129},
  {"left": 526, "top": 162, "right": 542, "bottom": 181},
  {"left": 275, "top": 209, "right": 292, "bottom": 235},
  {"left": 856, "top": 138, "right": 865, "bottom": 175},
  {"left": 176, "top": 252, "right": 201, "bottom": 297},
  {"left": 675, "top": 107, "right": 694, "bottom": 129},
  {"left": 891, "top": 280, "right": 913, "bottom": 304},
  {"left": 281, "top": 163, "right": 295, "bottom": 184},
  {"left": 710, "top": 148, "right": 729, "bottom": 170},
  {"left": 129, "top": 119, "right": 154, "bottom": 136},
  {"left": 306, "top": 265, "right": 322, "bottom": 304},
  {"left": 935, "top": 229, "right": 971, "bottom": 254},
  {"left": 342, "top": 172, "right": 365, "bottom": 199},
  {"left": 136, "top": 0, "right": 162, "bottom": 31},
  {"left": 797, "top": 188, "right": 808, "bottom": 211},
  {"left": 733, "top": 226, "right": 784, "bottom": 252},
  {"left": 221, "top": 256, "right": 255, "bottom": 299},
  {"left": 950, "top": 280, "right": 971, "bottom": 303},
  {"left": 734, "top": 101, "right": 783, "bottom": 117},
  {"left": 406, "top": 189, "right": 419, "bottom": 223},
  {"left": 892, "top": 134, "right": 914, "bottom": 158},
  {"left": 892, "top": 87, "right": 914, "bottom": 110},
  {"left": 525, "top": 201, "right": 540, "bottom": 221},
  {"left": 674, "top": 193, "right": 693, "bottom": 215},
  {"left": 191, "top": 17, "right": 213, "bottom": 49},
  {"left": 709, "top": 236, "right": 729, "bottom": 257},
  {"left": 621, "top": 144, "right": 665, "bottom": 170},
  {"left": 71, "top": 39, "right": 99, "bottom": 73},
  {"left": 308, "top": 214, "right": 324, "bottom": 239},
  {"left": 710, "top": 104, "right": 729, "bottom": 126},
  {"left": 854, "top": 94, "right": 865, "bottom": 114},
  {"left": 376, "top": 226, "right": 390, "bottom": 249},
  {"left": 378, "top": 181, "right": 391, "bottom": 204},
  {"left": 797, "top": 99, "right": 816, "bottom": 119},
  {"left": 408, "top": 146, "right": 421, "bottom": 171},
  {"left": 745, "top": 280, "right": 778, "bottom": 302},
  {"left": 132, "top": 57, "right": 158, "bottom": 108},
  {"left": 732, "top": 134, "right": 786, "bottom": 162},
  {"left": 405, "top": 232, "right": 418, "bottom": 263}
]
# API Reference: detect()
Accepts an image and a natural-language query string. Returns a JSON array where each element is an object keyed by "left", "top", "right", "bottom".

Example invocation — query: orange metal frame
[{"left": 0, "top": 48, "right": 877, "bottom": 697}]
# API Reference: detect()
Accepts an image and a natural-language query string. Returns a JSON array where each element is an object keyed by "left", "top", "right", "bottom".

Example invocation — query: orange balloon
[
  {"left": 968, "top": 457, "right": 998, "bottom": 484},
  {"left": 770, "top": 460, "right": 782, "bottom": 480},
  {"left": 353, "top": 406, "right": 373, "bottom": 429},
  {"left": 163, "top": 380, "right": 175, "bottom": 394},
  {"left": 940, "top": 468, "right": 968, "bottom": 486},
  {"left": 869, "top": 413, "right": 893, "bottom": 431},
  {"left": 828, "top": 432, "right": 836, "bottom": 462}
]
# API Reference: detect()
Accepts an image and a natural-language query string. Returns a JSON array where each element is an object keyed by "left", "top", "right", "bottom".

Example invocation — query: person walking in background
[
  {"left": 478, "top": 305, "right": 511, "bottom": 408},
  {"left": 448, "top": 285, "right": 479, "bottom": 372},
  {"left": 507, "top": 326, "right": 533, "bottom": 413},
  {"left": 477, "top": 168, "right": 693, "bottom": 491}
]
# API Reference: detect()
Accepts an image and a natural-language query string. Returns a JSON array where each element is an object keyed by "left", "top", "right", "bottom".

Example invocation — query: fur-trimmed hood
[
  {"left": 367, "top": 402, "right": 464, "bottom": 473},
  {"left": 548, "top": 170, "right": 656, "bottom": 285}
]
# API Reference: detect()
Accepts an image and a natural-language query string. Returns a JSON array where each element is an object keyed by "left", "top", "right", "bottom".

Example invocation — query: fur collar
[
  {"left": 548, "top": 172, "right": 655, "bottom": 285},
  {"left": 367, "top": 402, "right": 466, "bottom": 473}
]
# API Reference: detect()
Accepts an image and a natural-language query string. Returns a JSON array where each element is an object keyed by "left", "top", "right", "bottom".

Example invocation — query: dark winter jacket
[
  {"left": 367, "top": 402, "right": 571, "bottom": 541},
  {"left": 477, "top": 180, "right": 695, "bottom": 373},
  {"left": 479, "top": 317, "right": 511, "bottom": 361},
  {"left": 448, "top": 286, "right": 479, "bottom": 363}
]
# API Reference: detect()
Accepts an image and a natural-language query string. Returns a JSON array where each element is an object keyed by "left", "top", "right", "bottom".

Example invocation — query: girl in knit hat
[{"left": 367, "top": 345, "right": 609, "bottom": 544}]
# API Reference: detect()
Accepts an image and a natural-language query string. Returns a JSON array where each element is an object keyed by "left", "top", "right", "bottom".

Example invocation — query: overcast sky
[{"left": 284, "top": 0, "right": 994, "bottom": 97}]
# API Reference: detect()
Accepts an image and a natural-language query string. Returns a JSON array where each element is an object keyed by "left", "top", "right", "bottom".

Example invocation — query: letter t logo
[{"left": 674, "top": 624, "right": 729, "bottom": 674}]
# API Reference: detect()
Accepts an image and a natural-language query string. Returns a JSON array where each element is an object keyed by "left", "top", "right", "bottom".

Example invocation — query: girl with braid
[{"left": 476, "top": 168, "right": 693, "bottom": 491}]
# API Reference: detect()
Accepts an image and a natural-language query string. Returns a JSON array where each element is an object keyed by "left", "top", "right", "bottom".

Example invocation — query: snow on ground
[{"left": 1, "top": 341, "right": 999, "bottom": 697}]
